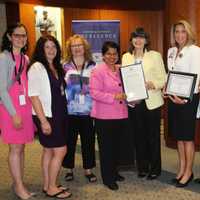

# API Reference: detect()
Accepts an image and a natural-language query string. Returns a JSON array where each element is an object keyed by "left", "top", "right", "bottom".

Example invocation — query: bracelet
[{"left": 40, "top": 119, "right": 48, "bottom": 125}]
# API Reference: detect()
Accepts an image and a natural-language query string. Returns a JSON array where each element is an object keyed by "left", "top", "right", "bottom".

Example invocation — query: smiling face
[
  {"left": 131, "top": 36, "right": 146, "bottom": 51},
  {"left": 8, "top": 26, "right": 27, "bottom": 52},
  {"left": 103, "top": 47, "right": 119, "bottom": 67},
  {"left": 70, "top": 38, "right": 85, "bottom": 57},
  {"left": 44, "top": 40, "right": 57, "bottom": 63},
  {"left": 174, "top": 24, "right": 188, "bottom": 47}
]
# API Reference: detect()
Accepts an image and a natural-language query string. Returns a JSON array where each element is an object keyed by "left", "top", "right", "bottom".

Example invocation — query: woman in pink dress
[{"left": 0, "top": 23, "right": 34, "bottom": 199}]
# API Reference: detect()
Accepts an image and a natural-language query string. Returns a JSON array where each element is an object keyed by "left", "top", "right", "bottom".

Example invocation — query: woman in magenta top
[
  {"left": 90, "top": 41, "right": 128, "bottom": 190},
  {"left": 0, "top": 23, "right": 34, "bottom": 199}
]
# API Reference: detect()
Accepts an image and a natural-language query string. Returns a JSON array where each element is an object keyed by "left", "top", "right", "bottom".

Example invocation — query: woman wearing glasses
[
  {"left": 0, "top": 23, "right": 34, "bottom": 199},
  {"left": 62, "top": 34, "right": 97, "bottom": 183}
]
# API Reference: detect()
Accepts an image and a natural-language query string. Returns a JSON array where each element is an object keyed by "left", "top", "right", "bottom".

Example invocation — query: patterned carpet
[{"left": 0, "top": 136, "right": 200, "bottom": 200}]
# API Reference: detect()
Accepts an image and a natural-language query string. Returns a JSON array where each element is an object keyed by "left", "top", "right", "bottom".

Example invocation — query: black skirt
[
  {"left": 33, "top": 115, "right": 67, "bottom": 148},
  {"left": 168, "top": 94, "right": 199, "bottom": 141}
]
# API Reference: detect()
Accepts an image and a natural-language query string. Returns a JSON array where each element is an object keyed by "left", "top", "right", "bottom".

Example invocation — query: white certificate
[
  {"left": 120, "top": 63, "right": 148, "bottom": 102},
  {"left": 166, "top": 71, "right": 197, "bottom": 100}
]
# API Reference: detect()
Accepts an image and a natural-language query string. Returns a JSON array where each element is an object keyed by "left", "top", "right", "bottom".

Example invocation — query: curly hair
[
  {"left": 1, "top": 23, "right": 28, "bottom": 53},
  {"left": 28, "top": 35, "right": 64, "bottom": 77},
  {"left": 65, "top": 34, "right": 92, "bottom": 63}
]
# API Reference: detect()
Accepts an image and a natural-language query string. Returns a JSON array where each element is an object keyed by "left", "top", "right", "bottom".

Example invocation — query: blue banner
[{"left": 72, "top": 20, "right": 120, "bottom": 63}]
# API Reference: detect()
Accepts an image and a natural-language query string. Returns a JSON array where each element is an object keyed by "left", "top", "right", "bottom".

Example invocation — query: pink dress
[{"left": 0, "top": 53, "right": 34, "bottom": 144}]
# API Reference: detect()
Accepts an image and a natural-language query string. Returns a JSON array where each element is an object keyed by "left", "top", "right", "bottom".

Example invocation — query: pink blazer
[{"left": 89, "top": 63, "right": 128, "bottom": 120}]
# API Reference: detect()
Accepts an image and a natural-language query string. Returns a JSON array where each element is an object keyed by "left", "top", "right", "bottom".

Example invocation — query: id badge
[
  {"left": 19, "top": 94, "right": 26, "bottom": 105},
  {"left": 60, "top": 84, "right": 65, "bottom": 96},
  {"left": 79, "top": 94, "right": 85, "bottom": 105}
]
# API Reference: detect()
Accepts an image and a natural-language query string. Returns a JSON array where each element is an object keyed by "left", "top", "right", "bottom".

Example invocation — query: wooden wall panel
[
  {"left": 64, "top": 8, "right": 164, "bottom": 56},
  {"left": 99, "top": 10, "right": 129, "bottom": 55},
  {"left": 19, "top": 3, "right": 36, "bottom": 56},
  {"left": 5, "top": 2, "right": 20, "bottom": 26},
  {"left": 127, "top": 11, "right": 163, "bottom": 54},
  {"left": 64, "top": 8, "right": 100, "bottom": 44},
  {"left": 99, "top": 10, "right": 164, "bottom": 55},
  {"left": 71, "top": 8, "right": 100, "bottom": 19},
  {"left": 63, "top": 8, "right": 100, "bottom": 58},
  {"left": 63, "top": 7, "right": 73, "bottom": 57},
  {"left": 17, "top": 0, "right": 165, "bottom": 10},
  {"left": 19, "top": 3, "right": 164, "bottom": 58},
  {"left": 60, "top": 8, "right": 65, "bottom": 57},
  {"left": 164, "top": 0, "right": 200, "bottom": 52},
  {"left": 164, "top": 0, "right": 200, "bottom": 150}
]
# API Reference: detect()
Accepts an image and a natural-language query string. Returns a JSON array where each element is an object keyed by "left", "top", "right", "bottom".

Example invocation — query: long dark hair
[
  {"left": 1, "top": 23, "right": 28, "bottom": 53},
  {"left": 28, "top": 35, "right": 64, "bottom": 77}
]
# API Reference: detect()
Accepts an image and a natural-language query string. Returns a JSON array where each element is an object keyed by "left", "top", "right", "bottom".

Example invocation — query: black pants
[
  {"left": 95, "top": 118, "right": 129, "bottom": 185},
  {"left": 62, "top": 115, "right": 96, "bottom": 169},
  {"left": 129, "top": 101, "right": 161, "bottom": 175}
]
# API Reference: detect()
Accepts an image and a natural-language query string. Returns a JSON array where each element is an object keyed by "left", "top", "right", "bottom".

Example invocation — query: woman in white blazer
[
  {"left": 122, "top": 27, "right": 166, "bottom": 180},
  {"left": 165, "top": 20, "right": 200, "bottom": 187}
]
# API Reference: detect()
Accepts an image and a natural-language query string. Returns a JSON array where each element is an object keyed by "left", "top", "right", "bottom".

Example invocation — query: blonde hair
[
  {"left": 65, "top": 34, "right": 92, "bottom": 63},
  {"left": 170, "top": 20, "right": 196, "bottom": 47}
]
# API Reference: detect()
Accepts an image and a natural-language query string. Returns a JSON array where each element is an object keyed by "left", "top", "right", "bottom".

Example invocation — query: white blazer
[
  {"left": 167, "top": 45, "right": 200, "bottom": 94},
  {"left": 28, "top": 62, "right": 52, "bottom": 117}
]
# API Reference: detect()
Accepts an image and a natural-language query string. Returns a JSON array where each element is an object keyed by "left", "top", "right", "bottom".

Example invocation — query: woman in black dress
[{"left": 28, "top": 35, "right": 72, "bottom": 198}]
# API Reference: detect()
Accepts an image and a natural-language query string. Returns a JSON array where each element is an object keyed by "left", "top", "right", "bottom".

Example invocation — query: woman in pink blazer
[{"left": 90, "top": 41, "right": 128, "bottom": 190}]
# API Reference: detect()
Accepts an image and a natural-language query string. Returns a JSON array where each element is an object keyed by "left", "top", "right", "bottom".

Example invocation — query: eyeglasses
[
  {"left": 12, "top": 33, "right": 27, "bottom": 39},
  {"left": 71, "top": 44, "right": 84, "bottom": 48}
]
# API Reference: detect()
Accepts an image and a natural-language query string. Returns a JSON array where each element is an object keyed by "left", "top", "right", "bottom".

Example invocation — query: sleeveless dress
[
  {"left": 33, "top": 70, "right": 68, "bottom": 148},
  {"left": 0, "top": 53, "right": 34, "bottom": 144}
]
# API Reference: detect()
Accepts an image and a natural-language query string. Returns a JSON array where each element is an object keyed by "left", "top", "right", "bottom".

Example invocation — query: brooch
[
  {"left": 168, "top": 49, "right": 176, "bottom": 59},
  {"left": 178, "top": 53, "right": 183, "bottom": 58}
]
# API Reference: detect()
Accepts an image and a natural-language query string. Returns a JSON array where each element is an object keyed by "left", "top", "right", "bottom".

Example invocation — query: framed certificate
[
  {"left": 120, "top": 63, "right": 148, "bottom": 102},
  {"left": 165, "top": 71, "right": 197, "bottom": 100}
]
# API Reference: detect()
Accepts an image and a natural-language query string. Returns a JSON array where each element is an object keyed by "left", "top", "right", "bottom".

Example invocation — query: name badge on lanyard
[
  {"left": 18, "top": 82, "right": 26, "bottom": 106},
  {"left": 11, "top": 51, "right": 25, "bottom": 85},
  {"left": 79, "top": 94, "right": 85, "bottom": 105},
  {"left": 11, "top": 51, "right": 26, "bottom": 105},
  {"left": 72, "top": 60, "right": 86, "bottom": 105},
  {"left": 19, "top": 94, "right": 26, "bottom": 105},
  {"left": 60, "top": 84, "right": 65, "bottom": 96}
]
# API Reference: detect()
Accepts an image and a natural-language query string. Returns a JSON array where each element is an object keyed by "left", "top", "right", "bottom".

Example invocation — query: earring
[
  {"left": 9, "top": 43, "right": 12, "bottom": 51},
  {"left": 24, "top": 45, "right": 28, "bottom": 51}
]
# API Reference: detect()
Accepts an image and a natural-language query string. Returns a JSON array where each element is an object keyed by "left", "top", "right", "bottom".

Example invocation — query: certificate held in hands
[
  {"left": 165, "top": 71, "right": 197, "bottom": 101},
  {"left": 120, "top": 63, "right": 148, "bottom": 102}
]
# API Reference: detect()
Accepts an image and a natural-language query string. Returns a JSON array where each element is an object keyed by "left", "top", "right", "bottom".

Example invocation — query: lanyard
[
  {"left": 11, "top": 51, "right": 25, "bottom": 85},
  {"left": 72, "top": 59, "right": 85, "bottom": 90}
]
